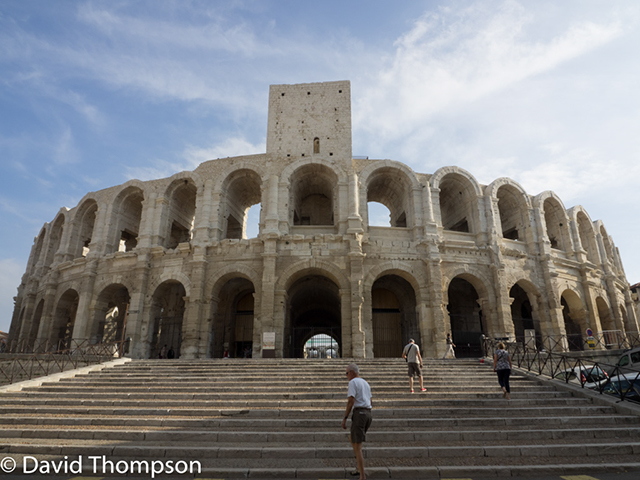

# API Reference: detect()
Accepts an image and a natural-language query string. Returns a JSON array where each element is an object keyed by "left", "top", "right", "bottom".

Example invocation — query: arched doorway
[
  {"left": 371, "top": 275, "right": 419, "bottom": 358},
  {"left": 92, "top": 284, "right": 130, "bottom": 344},
  {"left": 285, "top": 275, "right": 341, "bottom": 358},
  {"left": 510, "top": 282, "right": 542, "bottom": 351},
  {"left": 561, "top": 290, "right": 585, "bottom": 351},
  {"left": 447, "top": 277, "right": 484, "bottom": 357},
  {"left": 210, "top": 278, "right": 255, "bottom": 358},
  {"left": 52, "top": 289, "right": 79, "bottom": 351},
  {"left": 149, "top": 281, "right": 186, "bottom": 359}
]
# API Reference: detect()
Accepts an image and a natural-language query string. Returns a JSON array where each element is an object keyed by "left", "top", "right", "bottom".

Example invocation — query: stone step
[
  {"left": 0, "top": 405, "right": 618, "bottom": 421},
  {"left": 2, "top": 425, "right": 639, "bottom": 443},
  {"left": 2, "top": 413, "right": 637, "bottom": 428}
]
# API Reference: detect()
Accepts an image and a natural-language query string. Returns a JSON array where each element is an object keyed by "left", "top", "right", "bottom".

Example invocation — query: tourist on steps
[
  {"left": 443, "top": 332, "right": 456, "bottom": 359},
  {"left": 402, "top": 338, "right": 426, "bottom": 393},
  {"left": 342, "top": 363, "right": 372, "bottom": 480},
  {"left": 493, "top": 342, "right": 512, "bottom": 400}
]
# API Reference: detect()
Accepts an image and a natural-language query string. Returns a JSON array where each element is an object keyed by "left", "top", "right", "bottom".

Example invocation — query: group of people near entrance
[{"left": 343, "top": 337, "right": 512, "bottom": 480}]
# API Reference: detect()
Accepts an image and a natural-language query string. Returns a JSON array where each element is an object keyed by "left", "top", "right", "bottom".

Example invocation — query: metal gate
[{"left": 292, "top": 327, "right": 341, "bottom": 359}]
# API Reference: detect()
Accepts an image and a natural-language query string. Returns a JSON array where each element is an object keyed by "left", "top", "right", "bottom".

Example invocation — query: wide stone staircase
[{"left": 1, "top": 358, "right": 640, "bottom": 478}]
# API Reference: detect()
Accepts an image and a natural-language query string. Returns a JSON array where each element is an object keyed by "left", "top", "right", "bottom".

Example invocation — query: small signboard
[
  {"left": 263, "top": 331, "right": 276, "bottom": 358},
  {"left": 586, "top": 328, "right": 596, "bottom": 349}
]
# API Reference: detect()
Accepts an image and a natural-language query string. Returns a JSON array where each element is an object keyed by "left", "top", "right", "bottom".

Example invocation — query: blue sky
[{"left": 1, "top": 0, "right": 640, "bottom": 333}]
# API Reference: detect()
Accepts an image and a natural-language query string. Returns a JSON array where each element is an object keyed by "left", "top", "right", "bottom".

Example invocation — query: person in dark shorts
[
  {"left": 402, "top": 338, "right": 426, "bottom": 393},
  {"left": 341, "top": 363, "right": 372, "bottom": 480}
]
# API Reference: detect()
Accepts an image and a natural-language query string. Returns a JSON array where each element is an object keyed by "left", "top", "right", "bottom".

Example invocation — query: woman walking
[{"left": 493, "top": 342, "right": 512, "bottom": 400}]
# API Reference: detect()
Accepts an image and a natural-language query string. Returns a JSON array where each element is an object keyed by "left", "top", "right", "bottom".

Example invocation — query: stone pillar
[
  {"left": 264, "top": 175, "right": 280, "bottom": 234},
  {"left": 72, "top": 258, "right": 99, "bottom": 343},
  {"left": 36, "top": 270, "right": 61, "bottom": 350},
  {"left": 260, "top": 237, "right": 279, "bottom": 357},
  {"left": 180, "top": 253, "right": 208, "bottom": 358},
  {"left": 347, "top": 173, "right": 363, "bottom": 234},
  {"left": 127, "top": 253, "right": 152, "bottom": 359}
]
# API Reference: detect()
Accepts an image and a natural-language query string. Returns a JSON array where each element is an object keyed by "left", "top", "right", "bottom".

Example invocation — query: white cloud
[
  {"left": 355, "top": 1, "right": 625, "bottom": 144},
  {"left": 125, "top": 137, "right": 264, "bottom": 181}
]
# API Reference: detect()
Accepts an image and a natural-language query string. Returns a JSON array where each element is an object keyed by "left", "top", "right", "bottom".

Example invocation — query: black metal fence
[
  {"left": 482, "top": 336, "right": 640, "bottom": 404},
  {"left": 0, "top": 339, "right": 128, "bottom": 386}
]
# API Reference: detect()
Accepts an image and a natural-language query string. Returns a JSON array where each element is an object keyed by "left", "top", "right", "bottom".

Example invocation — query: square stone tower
[{"left": 266, "top": 80, "right": 352, "bottom": 160}]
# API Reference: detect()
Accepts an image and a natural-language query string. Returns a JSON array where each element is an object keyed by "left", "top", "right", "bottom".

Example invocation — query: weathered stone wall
[{"left": 8, "top": 81, "right": 639, "bottom": 359}]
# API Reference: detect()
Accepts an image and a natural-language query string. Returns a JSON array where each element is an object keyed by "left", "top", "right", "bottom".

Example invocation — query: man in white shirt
[
  {"left": 341, "top": 363, "right": 372, "bottom": 480},
  {"left": 402, "top": 338, "right": 426, "bottom": 393}
]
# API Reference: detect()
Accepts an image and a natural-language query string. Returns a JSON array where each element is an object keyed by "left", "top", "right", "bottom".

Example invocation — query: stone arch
[
  {"left": 570, "top": 207, "right": 599, "bottom": 264},
  {"left": 109, "top": 182, "right": 146, "bottom": 253},
  {"left": 89, "top": 284, "right": 131, "bottom": 344},
  {"left": 486, "top": 178, "right": 531, "bottom": 241},
  {"left": 43, "top": 212, "right": 67, "bottom": 268},
  {"left": 359, "top": 161, "right": 421, "bottom": 228},
  {"left": 508, "top": 280, "right": 541, "bottom": 344},
  {"left": 444, "top": 273, "right": 488, "bottom": 357},
  {"left": 284, "top": 271, "right": 342, "bottom": 358},
  {"left": 596, "top": 222, "right": 616, "bottom": 265},
  {"left": 52, "top": 288, "right": 79, "bottom": 350},
  {"left": 206, "top": 264, "right": 262, "bottom": 300},
  {"left": 29, "top": 227, "right": 48, "bottom": 273},
  {"left": 535, "top": 192, "right": 572, "bottom": 252},
  {"left": 595, "top": 296, "right": 616, "bottom": 331},
  {"left": 431, "top": 166, "right": 483, "bottom": 234},
  {"left": 276, "top": 258, "right": 350, "bottom": 292},
  {"left": 219, "top": 168, "right": 263, "bottom": 239},
  {"left": 69, "top": 197, "right": 99, "bottom": 259},
  {"left": 209, "top": 276, "right": 256, "bottom": 358},
  {"left": 560, "top": 289, "right": 586, "bottom": 351},
  {"left": 162, "top": 174, "right": 200, "bottom": 249},
  {"left": 287, "top": 163, "right": 339, "bottom": 226},
  {"left": 147, "top": 280, "right": 187, "bottom": 359},
  {"left": 148, "top": 272, "right": 191, "bottom": 300}
]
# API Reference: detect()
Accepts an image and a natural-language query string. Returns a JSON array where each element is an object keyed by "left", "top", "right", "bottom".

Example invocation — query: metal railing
[
  {"left": 483, "top": 336, "right": 640, "bottom": 404},
  {"left": 0, "top": 339, "right": 128, "bottom": 386}
]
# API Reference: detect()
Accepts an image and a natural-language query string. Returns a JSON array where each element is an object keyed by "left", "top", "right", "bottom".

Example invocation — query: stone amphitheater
[{"left": 8, "top": 80, "right": 639, "bottom": 360}]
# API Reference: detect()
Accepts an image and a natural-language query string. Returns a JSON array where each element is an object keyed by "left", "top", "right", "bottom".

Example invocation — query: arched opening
[
  {"left": 27, "top": 300, "right": 45, "bottom": 351},
  {"left": 211, "top": 278, "right": 255, "bottom": 358},
  {"left": 496, "top": 185, "right": 527, "bottom": 241},
  {"left": 285, "top": 274, "right": 341, "bottom": 358},
  {"left": 371, "top": 275, "right": 419, "bottom": 357},
  {"left": 71, "top": 200, "right": 98, "bottom": 258},
  {"left": 92, "top": 284, "right": 130, "bottom": 344},
  {"left": 543, "top": 198, "right": 570, "bottom": 251},
  {"left": 165, "top": 180, "right": 197, "bottom": 249},
  {"left": 149, "top": 281, "right": 186, "bottom": 359},
  {"left": 52, "top": 289, "right": 79, "bottom": 351},
  {"left": 561, "top": 290, "right": 586, "bottom": 351},
  {"left": 44, "top": 216, "right": 64, "bottom": 268},
  {"left": 367, "top": 202, "right": 393, "bottom": 227},
  {"left": 222, "top": 169, "right": 262, "bottom": 240},
  {"left": 112, "top": 187, "right": 144, "bottom": 253},
  {"left": 596, "top": 296, "right": 620, "bottom": 348},
  {"left": 366, "top": 168, "right": 411, "bottom": 228},
  {"left": 304, "top": 333, "right": 339, "bottom": 358},
  {"left": 510, "top": 283, "right": 540, "bottom": 349},
  {"left": 439, "top": 174, "right": 477, "bottom": 233},
  {"left": 291, "top": 164, "right": 337, "bottom": 226},
  {"left": 577, "top": 212, "right": 598, "bottom": 264},
  {"left": 600, "top": 226, "right": 615, "bottom": 265},
  {"left": 30, "top": 230, "right": 46, "bottom": 272},
  {"left": 447, "top": 277, "right": 484, "bottom": 357}
]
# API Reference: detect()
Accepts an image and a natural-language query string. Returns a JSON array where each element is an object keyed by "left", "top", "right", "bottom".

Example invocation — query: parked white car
[{"left": 553, "top": 365, "right": 609, "bottom": 389}]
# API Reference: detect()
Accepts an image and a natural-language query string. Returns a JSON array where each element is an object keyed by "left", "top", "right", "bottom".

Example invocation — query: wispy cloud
[
  {"left": 355, "top": 1, "right": 625, "bottom": 142},
  {"left": 125, "top": 137, "right": 264, "bottom": 181}
]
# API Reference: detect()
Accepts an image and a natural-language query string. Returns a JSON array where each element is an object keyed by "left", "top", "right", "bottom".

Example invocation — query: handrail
[
  {"left": 0, "top": 339, "right": 129, "bottom": 386},
  {"left": 483, "top": 336, "right": 640, "bottom": 404}
]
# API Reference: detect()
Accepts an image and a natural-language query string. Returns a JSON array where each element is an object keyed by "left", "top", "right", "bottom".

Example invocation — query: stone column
[
  {"left": 72, "top": 258, "right": 99, "bottom": 343},
  {"left": 264, "top": 175, "right": 280, "bottom": 234},
  {"left": 180, "top": 253, "right": 208, "bottom": 358},
  {"left": 260, "top": 237, "right": 279, "bottom": 357}
]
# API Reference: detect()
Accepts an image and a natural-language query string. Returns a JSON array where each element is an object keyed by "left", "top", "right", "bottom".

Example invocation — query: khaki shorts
[
  {"left": 408, "top": 362, "right": 422, "bottom": 377},
  {"left": 350, "top": 408, "right": 372, "bottom": 443}
]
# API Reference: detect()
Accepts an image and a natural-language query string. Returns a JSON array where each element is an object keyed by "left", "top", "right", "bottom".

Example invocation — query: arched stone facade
[{"left": 8, "top": 81, "right": 639, "bottom": 358}]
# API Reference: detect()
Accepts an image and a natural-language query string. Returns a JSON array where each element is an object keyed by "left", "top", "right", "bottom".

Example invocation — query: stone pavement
[{"left": 0, "top": 358, "right": 639, "bottom": 478}]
